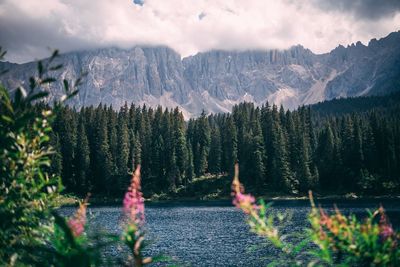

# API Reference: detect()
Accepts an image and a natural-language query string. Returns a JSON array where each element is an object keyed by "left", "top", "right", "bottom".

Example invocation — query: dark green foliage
[
  {"left": 115, "top": 110, "right": 130, "bottom": 194},
  {"left": 0, "top": 49, "right": 86, "bottom": 264},
  {"left": 75, "top": 114, "right": 91, "bottom": 195},
  {"left": 208, "top": 126, "right": 222, "bottom": 174},
  {"left": 49, "top": 131, "right": 63, "bottom": 177},
  {"left": 222, "top": 116, "right": 238, "bottom": 177},
  {"left": 52, "top": 103, "right": 193, "bottom": 196},
  {"left": 52, "top": 93, "right": 400, "bottom": 196},
  {"left": 192, "top": 111, "right": 211, "bottom": 176}
]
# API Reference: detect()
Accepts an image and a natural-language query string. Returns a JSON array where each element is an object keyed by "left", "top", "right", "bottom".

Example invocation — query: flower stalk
[{"left": 123, "top": 165, "right": 152, "bottom": 266}]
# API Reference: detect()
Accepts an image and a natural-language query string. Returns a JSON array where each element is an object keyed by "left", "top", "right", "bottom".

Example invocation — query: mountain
[{"left": 1, "top": 31, "right": 399, "bottom": 118}]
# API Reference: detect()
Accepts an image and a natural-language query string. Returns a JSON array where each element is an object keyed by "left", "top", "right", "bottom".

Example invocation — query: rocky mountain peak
[{"left": 1, "top": 31, "right": 399, "bottom": 119}]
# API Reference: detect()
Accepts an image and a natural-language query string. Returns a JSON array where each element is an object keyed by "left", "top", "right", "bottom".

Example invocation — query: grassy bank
[{"left": 60, "top": 174, "right": 400, "bottom": 206}]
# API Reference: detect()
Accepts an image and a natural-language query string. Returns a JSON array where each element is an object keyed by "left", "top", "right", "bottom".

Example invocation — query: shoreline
[{"left": 60, "top": 193, "right": 400, "bottom": 207}]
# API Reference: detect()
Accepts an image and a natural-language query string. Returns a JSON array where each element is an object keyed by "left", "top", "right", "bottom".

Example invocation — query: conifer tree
[
  {"left": 222, "top": 116, "right": 238, "bottom": 176},
  {"left": 186, "top": 143, "right": 195, "bottom": 184},
  {"left": 49, "top": 132, "right": 63, "bottom": 178},
  {"left": 250, "top": 118, "right": 266, "bottom": 189},
  {"left": 116, "top": 113, "right": 130, "bottom": 193},
  {"left": 55, "top": 107, "right": 77, "bottom": 191},
  {"left": 271, "top": 121, "right": 293, "bottom": 192},
  {"left": 75, "top": 114, "right": 91, "bottom": 194},
  {"left": 107, "top": 105, "right": 118, "bottom": 177},
  {"left": 173, "top": 108, "right": 188, "bottom": 185},
  {"left": 93, "top": 107, "right": 113, "bottom": 195},
  {"left": 208, "top": 127, "right": 222, "bottom": 174},
  {"left": 195, "top": 111, "right": 211, "bottom": 176},
  {"left": 316, "top": 123, "right": 336, "bottom": 190}
]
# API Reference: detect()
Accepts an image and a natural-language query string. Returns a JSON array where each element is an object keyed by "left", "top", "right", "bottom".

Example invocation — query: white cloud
[{"left": 0, "top": 0, "right": 399, "bottom": 63}]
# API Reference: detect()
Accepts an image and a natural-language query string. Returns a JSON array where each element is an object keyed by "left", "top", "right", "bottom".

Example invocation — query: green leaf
[
  {"left": 14, "top": 86, "right": 27, "bottom": 105},
  {"left": 49, "top": 64, "right": 63, "bottom": 71},
  {"left": 0, "top": 48, "right": 7, "bottom": 59},
  {"left": 1, "top": 115, "right": 13, "bottom": 123},
  {"left": 74, "top": 72, "right": 88, "bottom": 87},
  {"left": 29, "top": 77, "right": 36, "bottom": 90},
  {"left": 38, "top": 61, "right": 44, "bottom": 78},
  {"left": 27, "top": 91, "right": 49, "bottom": 102},
  {"left": 292, "top": 238, "right": 311, "bottom": 256},
  {"left": 65, "top": 90, "right": 79, "bottom": 100},
  {"left": 49, "top": 49, "right": 59, "bottom": 62},
  {"left": 63, "top": 79, "right": 69, "bottom": 92},
  {"left": 52, "top": 211, "right": 78, "bottom": 248},
  {"left": 40, "top": 77, "right": 56, "bottom": 84}
]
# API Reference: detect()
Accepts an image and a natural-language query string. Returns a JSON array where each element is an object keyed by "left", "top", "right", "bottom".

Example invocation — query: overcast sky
[{"left": 0, "top": 0, "right": 399, "bottom": 63}]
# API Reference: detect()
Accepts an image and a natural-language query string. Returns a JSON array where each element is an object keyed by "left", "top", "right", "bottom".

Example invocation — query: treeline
[
  {"left": 50, "top": 100, "right": 400, "bottom": 197},
  {"left": 311, "top": 92, "right": 400, "bottom": 118}
]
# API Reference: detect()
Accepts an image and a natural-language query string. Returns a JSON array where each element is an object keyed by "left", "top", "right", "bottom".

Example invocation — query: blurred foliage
[
  {"left": 0, "top": 48, "right": 64, "bottom": 263},
  {"left": 232, "top": 163, "right": 400, "bottom": 266},
  {"left": 0, "top": 48, "right": 98, "bottom": 266},
  {"left": 0, "top": 47, "right": 168, "bottom": 266},
  {"left": 309, "top": 194, "right": 400, "bottom": 266}
]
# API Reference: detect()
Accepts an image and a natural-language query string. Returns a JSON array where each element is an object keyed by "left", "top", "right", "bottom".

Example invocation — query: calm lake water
[{"left": 61, "top": 199, "right": 400, "bottom": 266}]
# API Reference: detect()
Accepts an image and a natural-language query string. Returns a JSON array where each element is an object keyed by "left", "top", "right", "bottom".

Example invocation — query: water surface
[{"left": 61, "top": 199, "right": 400, "bottom": 266}]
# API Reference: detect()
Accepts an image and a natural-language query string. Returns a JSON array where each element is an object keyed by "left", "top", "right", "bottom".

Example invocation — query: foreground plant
[
  {"left": 0, "top": 49, "right": 64, "bottom": 263},
  {"left": 232, "top": 162, "right": 400, "bottom": 266},
  {"left": 232, "top": 163, "right": 309, "bottom": 265},
  {"left": 47, "top": 197, "right": 103, "bottom": 266},
  {"left": 0, "top": 48, "right": 92, "bottom": 265},
  {"left": 309, "top": 193, "right": 400, "bottom": 266},
  {"left": 122, "top": 165, "right": 152, "bottom": 266}
]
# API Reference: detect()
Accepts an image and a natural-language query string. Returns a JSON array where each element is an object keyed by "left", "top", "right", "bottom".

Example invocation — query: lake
[{"left": 61, "top": 199, "right": 400, "bottom": 266}]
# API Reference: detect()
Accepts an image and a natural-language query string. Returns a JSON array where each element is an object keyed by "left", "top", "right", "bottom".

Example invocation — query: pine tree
[
  {"left": 152, "top": 134, "right": 165, "bottom": 189},
  {"left": 316, "top": 123, "right": 336, "bottom": 190},
  {"left": 93, "top": 107, "right": 113, "bottom": 195},
  {"left": 195, "top": 111, "right": 211, "bottom": 176},
  {"left": 271, "top": 121, "right": 293, "bottom": 192},
  {"left": 208, "top": 127, "right": 222, "bottom": 174},
  {"left": 74, "top": 114, "right": 91, "bottom": 194},
  {"left": 173, "top": 108, "right": 188, "bottom": 185},
  {"left": 107, "top": 106, "right": 118, "bottom": 177},
  {"left": 250, "top": 118, "right": 266, "bottom": 189},
  {"left": 49, "top": 132, "right": 63, "bottom": 178},
  {"left": 55, "top": 107, "right": 77, "bottom": 191},
  {"left": 298, "top": 136, "right": 312, "bottom": 193},
  {"left": 116, "top": 113, "right": 130, "bottom": 193},
  {"left": 185, "top": 143, "right": 195, "bottom": 184},
  {"left": 222, "top": 116, "right": 238, "bottom": 176}
]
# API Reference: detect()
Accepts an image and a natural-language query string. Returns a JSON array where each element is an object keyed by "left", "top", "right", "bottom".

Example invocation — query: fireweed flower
[
  {"left": 231, "top": 163, "right": 259, "bottom": 214},
  {"left": 231, "top": 163, "right": 280, "bottom": 246},
  {"left": 123, "top": 165, "right": 152, "bottom": 266},
  {"left": 68, "top": 196, "right": 89, "bottom": 237},
  {"left": 123, "top": 165, "right": 145, "bottom": 226},
  {"left": 379, "top": 207, "right": 394, "bottom": 242}
]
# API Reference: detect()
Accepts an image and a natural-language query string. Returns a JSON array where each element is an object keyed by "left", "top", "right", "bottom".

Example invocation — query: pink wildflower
[
  {"left": 379, "top": 207, "right": 394, "bottom": 241},
  {"left": 68, "top": 196, "right": 89, "bottom": 237},
  {"left": 123, "top": 165, "right": 145, "bottom": 225},
  {"left": 231, "top": 163, "right": 259, "bottom": 214}
]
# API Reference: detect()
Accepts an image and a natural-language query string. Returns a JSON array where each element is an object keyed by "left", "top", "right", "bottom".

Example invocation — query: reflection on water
[{"left": 61, "top": 199, "right": 400, "bottom": 266}]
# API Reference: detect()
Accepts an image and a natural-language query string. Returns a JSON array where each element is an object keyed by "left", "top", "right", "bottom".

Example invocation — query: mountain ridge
[{"left": 1, "top": 31, "right": 399, "bottom": 118}]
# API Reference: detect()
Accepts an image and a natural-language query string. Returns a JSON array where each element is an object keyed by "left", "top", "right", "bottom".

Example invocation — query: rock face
[{"left": 1, "top": 31, "right": 399, "bottom": 118}]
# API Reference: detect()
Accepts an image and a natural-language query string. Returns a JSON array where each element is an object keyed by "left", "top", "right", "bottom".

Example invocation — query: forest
[{"left": 49, "top": 93, "right": 400, "bottom": 197}]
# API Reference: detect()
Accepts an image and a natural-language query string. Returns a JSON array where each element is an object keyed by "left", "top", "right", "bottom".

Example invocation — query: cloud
[
  {"left": 0, "top": 0, "right": 399, "bottom": 63},
  {"left": 314, "top": 0, "right": 400, "bottom": 20}
]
